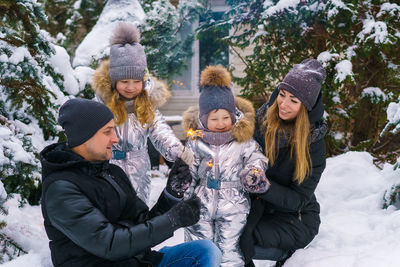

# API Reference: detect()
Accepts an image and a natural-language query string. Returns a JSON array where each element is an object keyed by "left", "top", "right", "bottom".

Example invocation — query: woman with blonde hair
[
  {"left": 240, "top": 59, "right": 328, "bottom": 267},
  {"left": 92, "top": 23, "right": 193, "bottom": 204}
]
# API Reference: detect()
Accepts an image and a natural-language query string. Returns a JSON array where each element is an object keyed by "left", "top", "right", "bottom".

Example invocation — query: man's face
[{"left": 82, "top": 119, "right": 118, "bottom": 161}]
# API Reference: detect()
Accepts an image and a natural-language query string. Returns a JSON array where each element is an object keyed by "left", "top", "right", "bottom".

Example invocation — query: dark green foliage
[
  {"left": 139, "top": 0, "right": 204, "bottom": 81},
  {"left": 0, "top": 0, "right": 66, "bottom": 205},
  {"left": 40, "top": 0, "right": 106, "bottom": 56},
  {"left": 199, "top": 0, "right": 400, "bottom": 158},
  {"left": 383, "top": 184, "right": 400, "bottom": 209}
]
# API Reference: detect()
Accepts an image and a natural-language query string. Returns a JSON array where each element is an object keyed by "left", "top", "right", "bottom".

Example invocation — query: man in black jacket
[{"left": 40, "top": 98, "right": 222, "bottom": 267}]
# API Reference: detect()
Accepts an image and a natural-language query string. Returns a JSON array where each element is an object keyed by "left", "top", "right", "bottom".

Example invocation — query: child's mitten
[
  {"left": 240, "top": 168, "right": 270, "bottom": 193},
  {"left": 179, "top": 147, "right": 194, "bottom": 167}
]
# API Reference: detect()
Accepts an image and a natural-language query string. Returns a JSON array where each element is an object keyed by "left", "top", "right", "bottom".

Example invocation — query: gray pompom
[{"left": 111, "top": 22, "right": 141, "bottom": 45}]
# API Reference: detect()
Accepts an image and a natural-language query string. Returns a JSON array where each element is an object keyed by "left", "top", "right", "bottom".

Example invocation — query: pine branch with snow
[
  {"left": 200, "top": 0, "right": 400, "bottom": 159},
  {"left": 0, "top": 0, "right": 70, "bottom": 205}
]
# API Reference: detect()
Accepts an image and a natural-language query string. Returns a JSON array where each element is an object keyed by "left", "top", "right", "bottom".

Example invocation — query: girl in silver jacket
[
  {"left": 91, "top": 23, "right": 193, "bottom": 204},
  {"left": 182, "top": 65, "right": 270, "bottom": 266}
]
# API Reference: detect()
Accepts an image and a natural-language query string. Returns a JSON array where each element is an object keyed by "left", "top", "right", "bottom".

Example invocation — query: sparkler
[
  {"left": 207, "top": 160, "right": 213, "bottom": 168},
  {"left": 186, "top": 128, "right": 204, "bottom": 140}
]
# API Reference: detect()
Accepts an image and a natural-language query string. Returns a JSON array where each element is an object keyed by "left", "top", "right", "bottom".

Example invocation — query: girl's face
[
  {"left": 277, "top": 89, "right": 302, "bottom": 121},
  {"left": 207, "top": 109, "right": 232, "bottom": 132},
  {"left": 116, "top": 79, "right": 143, "bottom": 99}
]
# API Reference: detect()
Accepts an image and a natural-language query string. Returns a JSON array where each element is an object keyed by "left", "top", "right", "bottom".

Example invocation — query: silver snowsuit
[
  {"left": 92, "top": 60, "right": 184, "bottom": 204},
  {"left": 182, "top": 97, "right": 268, "bottom": 267}
]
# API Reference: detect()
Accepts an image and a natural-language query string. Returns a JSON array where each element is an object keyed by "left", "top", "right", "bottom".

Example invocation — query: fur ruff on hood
[
  {"left": 92, "top": 59, "right": 170, "bottom": 108},
  {"left": 182, "top": 97, "right": 255, "bottom": 143}
]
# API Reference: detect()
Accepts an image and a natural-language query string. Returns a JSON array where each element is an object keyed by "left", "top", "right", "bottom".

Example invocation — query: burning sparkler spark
[
  {"left": 207, "top": 160, "right": 213, "bottom": 168},
  {"left": 186, "top": 128, "right": 204, "bottom": 140}
]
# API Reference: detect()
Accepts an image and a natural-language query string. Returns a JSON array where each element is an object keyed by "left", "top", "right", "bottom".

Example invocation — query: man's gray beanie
[
  {"left": 278, "top": 58, "right": 326, "bottom": 111},
  {"left": 58, "top": 98, "right": 114, "bottom": 148},
  {"left": 109, "top": 23, "right": 147, "bottom": 88}
]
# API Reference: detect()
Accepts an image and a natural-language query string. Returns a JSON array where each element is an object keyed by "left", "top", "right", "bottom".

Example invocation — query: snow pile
[{"left": 1, "top": 152, "right": 400, "bottom": 266}]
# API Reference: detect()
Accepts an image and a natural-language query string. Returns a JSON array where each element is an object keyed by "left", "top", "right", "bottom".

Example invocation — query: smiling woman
[
  {"left": 276, "top": 89, "right": 302, "bottom": 121},
  {"left": 240, "top": 59, "right": 329, "bottom": 267}
]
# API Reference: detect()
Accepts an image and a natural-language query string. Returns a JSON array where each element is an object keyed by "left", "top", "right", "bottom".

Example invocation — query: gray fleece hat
[
  {"left": 109, "top": 23, "right": 147, "bottom": 88},
  {"left": 198, "top": 65, "right": 235, "bottom": 127},
  {"left": 58, "top": 98, "right": 114, "bottom": 148},
  {"left": 278, "top": 58, "right": 326, "bottom": 110}
]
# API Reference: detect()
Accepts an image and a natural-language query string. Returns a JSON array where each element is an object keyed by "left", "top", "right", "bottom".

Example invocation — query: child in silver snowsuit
[
  {"left": 92, "top": 23, "right": 193, "bottom": 204},
  {"left": 183, "top": 65, "right": 270, "bottom": 266}
]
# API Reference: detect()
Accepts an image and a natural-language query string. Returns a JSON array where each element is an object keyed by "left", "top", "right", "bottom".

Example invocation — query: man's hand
[
  {"left": 166, "top": 158, "right": 192, "bottom": 198},
  {"left": 167, "top": 196, "right": 201, "bottom": 229}
]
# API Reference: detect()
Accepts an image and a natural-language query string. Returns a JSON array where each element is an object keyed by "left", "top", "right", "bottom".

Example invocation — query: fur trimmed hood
[
  {"left": 92, "top": 59, "right": 170, "bottom": 108},
  {"left": 182, "top": 97, "right": 255, "bottom": 143}
]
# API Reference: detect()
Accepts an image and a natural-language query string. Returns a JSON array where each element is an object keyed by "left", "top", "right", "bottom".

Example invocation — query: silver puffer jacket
[
  {"left": 182, "top": 97, "right": 268, "bottom": 267},
  {"left": 92, "top": 60, "right": 184, "bottom": 204}
]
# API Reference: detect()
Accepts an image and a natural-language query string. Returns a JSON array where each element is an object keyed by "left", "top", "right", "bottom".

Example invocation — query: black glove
[
  {"left": 167, "top": 196, "right": 201, "bottom": 230},
  {"left": 166, "top": 158, "right": 193, "bottom": 198}
]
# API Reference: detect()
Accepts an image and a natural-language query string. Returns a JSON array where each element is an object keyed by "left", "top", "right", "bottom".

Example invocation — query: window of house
[{"left": 199, "top": 12, "right": 229, "bottom": 74}]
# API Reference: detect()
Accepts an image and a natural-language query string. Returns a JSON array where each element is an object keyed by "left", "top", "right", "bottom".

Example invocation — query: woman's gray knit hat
[
  {"left": 278, "top": 58, "right": 326, "bottom": 110},
  {"left": 58, "top": 98, "right": 114, "bottom": 148},
  {"left": 109, "top": 23, "right": 147, "bottom": 88}
]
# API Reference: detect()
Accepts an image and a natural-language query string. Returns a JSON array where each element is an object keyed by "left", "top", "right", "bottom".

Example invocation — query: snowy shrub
[
  {"left": 40, "top": 0, "right": 106, "bottom": 55},
  {"left": 0, "top": 182, "right": 26, "bottom": 263},
  {"left": 200, "top": 0, "right": 400, "bottom": 157},
  {"left": 381, "top": 98, "right": 400, "bottom": 209},
  {"left": 0, "top": 0, "right": 69, "bottom": 204}
]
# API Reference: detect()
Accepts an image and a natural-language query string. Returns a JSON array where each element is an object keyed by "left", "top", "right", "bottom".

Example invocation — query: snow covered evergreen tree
[
  {"left": 0, "top": 182, "right": 25, "bottom": 263},
  {"left": 73, "top": 0, "right": 202, "bottom": 83},
  {"left": 0, "top": 0, "right": 69, "bottom": 204},
  {"left": 139, "top": 0, "right": 203, "bottom": 80},
  {"left": 200, "top": 0, "right": 400, "bottom": 157},
  {"left": 40, "top": 0, "right": 106, "bottom": 56}
]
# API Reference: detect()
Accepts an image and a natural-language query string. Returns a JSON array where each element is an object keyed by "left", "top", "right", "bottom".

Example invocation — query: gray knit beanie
[
  {"left": 58, "top": 98, "right": 114, "bottom": 148},
  {"left": 278, "top": 58, "right": 326, "bottom": 110},
  {"left": 109, "top": 23, "right": 147, "bottom": 88},
  {"left": 199, "top": 65, "right": 235, "bottom": 128}
]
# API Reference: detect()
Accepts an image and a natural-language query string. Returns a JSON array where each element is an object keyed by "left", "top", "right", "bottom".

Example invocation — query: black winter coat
[
  {"left": 240, "top": 88, "right": 328, "bottom": 263},
  {"left": 40, "top": 142, "right": 177, "bottom": 267}
]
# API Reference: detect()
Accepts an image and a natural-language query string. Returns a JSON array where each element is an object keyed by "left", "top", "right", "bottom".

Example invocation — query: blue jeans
[{"left": 157, "top": 240, "right": 222, "bottom": 267}]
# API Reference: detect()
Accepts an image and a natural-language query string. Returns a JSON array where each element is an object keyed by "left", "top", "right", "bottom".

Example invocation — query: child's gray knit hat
[
  {"left": 109, "top": 23, "right": 147, "bottom": 88},
  {"left": 199, "top": 65, "right": 236, "bottom": 128},
  {"left": 278, "top": 58, "right": 326, "bottom": 111}
]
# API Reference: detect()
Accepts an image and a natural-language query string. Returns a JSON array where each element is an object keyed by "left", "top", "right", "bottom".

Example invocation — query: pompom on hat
[
  {"left": 278, "top": 58, "right": 326, "bottom": 111},
  {"left": 199, "top": 65, "right": 235, "bottom": 127},
  {"left": 109, "top": 23, "right": 147, "bottom": 88}
]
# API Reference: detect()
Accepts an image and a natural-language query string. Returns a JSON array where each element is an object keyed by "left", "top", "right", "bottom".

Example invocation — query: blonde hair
[
  {"left": 106, "top": 87, "right": 155, "bottom": 127},
  {"left": 263, "top": 101, "right": 311, "bottom": 184}
]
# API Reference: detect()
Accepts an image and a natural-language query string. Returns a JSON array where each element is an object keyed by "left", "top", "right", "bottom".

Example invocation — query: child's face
[
  {"left": 207, "top": 109, "right": 232, "bottom": 132},
  {"left": 116, "top": 79, "right": 143, "bottom": 99}
]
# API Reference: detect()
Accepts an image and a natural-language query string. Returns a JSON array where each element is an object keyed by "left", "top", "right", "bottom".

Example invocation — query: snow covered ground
[{"left": 1, "top": 151, "right": 399, "bottom": 267}]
